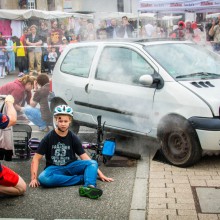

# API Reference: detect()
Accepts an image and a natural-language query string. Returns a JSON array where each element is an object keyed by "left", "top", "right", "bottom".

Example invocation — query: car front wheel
[{"left": 158, "top": 116, "right": 202, "bottom": 167}]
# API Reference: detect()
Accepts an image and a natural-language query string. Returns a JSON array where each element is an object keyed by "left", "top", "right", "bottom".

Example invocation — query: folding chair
[{"left": 13, "top": 124, "right": 32, "bottom": 161}]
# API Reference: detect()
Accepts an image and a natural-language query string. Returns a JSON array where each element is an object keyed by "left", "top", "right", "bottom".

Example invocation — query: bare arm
[
  {"left": 29, "top": 81, "right": 38, "bottom": 107},
  {"left": 29, "top": 153, "right": 43, "bottom": 188},
  {"left": 209, "top": 21, "right": 216, "bottom": 37},
  {"left": 29, "top": 95, "right": 37, "bottom": 107},
  {"left": 79, "top": 153, "right": 114, "bottom": 182},
  {"left": 4, "top": 95, "right": 17, "bottom": 127}
]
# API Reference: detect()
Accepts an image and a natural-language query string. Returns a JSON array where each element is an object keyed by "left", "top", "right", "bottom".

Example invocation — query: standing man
[
  {"left": 209, "top": 15, "right": 220, "bottom": 52},
  {"left": 117, "top": 16, "right": 134, "bottom": 38},
  {"left": 0, "top": 95, "right": 27, "bottom": 196},
  {"left": 29, "top": 105, "right": 113, "bottom": 199},
  {"left": 47, "top": 20, "right": 63, "bottom": 57},
  {"left": 26, "top": 25, "right": 43, "bottom": 76},
  {"left": 106, "top": 19, "right": 119, "bottom": 39}
]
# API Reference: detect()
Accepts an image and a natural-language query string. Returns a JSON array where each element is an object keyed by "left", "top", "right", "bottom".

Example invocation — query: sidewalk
[{"left": 147, "top": 148, "right": 220, "bottom": 220}]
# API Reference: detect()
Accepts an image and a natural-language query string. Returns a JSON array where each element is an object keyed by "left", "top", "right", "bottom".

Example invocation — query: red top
[{"left": 0, "top": 79, "right": 31, "bottom": 106}]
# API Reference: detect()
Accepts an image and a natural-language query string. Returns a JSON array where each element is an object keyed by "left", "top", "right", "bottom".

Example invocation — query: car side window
[
  {"left": 61, "top": 46, "right": 97, "bottom": 77},
  {"left": 96, "top": 46, "right": 154, "bottom": 85}
]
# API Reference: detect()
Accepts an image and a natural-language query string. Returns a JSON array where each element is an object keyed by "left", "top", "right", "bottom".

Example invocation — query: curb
[{"left": 129, "top": 150, "right": 150, "bottom": 220}]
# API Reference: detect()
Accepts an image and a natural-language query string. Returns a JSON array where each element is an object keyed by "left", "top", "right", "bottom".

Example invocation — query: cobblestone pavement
[{"left": 147, "top": 148, "right": 220, "bottom": 220}]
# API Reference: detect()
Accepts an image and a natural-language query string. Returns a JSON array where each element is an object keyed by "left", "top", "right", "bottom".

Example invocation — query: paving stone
[
  {"left": 149, "top": 202, "right": 167, "bottom": 209},
  {"left": 177, "top": 209, "right": 197, "bottom": 216},
  {"left": 168, "top": 203, "right": 196, "bottom": 210},
  {"left": 148, "top": 208, "right": 176, "bottom": 215},
  {"left": 149, "top": 192, "right": 166, "bottom": 198},
  {"left": 167, "top": 192, "right": 194, "bottom": 199},
  {"left": 176, "top": 198, "right": 195, "bottom": 204},
  {"left": 196, "top": 187, "right": 220, "bottom": 213},
  {"left": 150, "top": 187, "right": 174, "bottom": 193},
  {"left": 148, "top": 214, "right": 167, "bottom": 220},
  {"left": 150, "top": 197, "right": 176, "bottom": 204},
  {"left": 198, "top": 213, "right": 219, "bottom": 220},
  {"left": 189, "top": 179, "right": 207, "bottom": 186},
  {"left": 168, "top": 215, "right": 198, "bottom": 220},
  {"left": 206, "top": 180, "right": 220, "bottom": 187}
]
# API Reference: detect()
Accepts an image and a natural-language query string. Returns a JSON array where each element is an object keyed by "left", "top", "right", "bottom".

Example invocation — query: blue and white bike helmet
[{"left": 54, "top": 105, "right": 73, "bottom": 117}]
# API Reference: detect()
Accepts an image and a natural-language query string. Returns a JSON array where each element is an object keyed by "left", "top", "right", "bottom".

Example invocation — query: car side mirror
[
  {"left": 139, "top": 75, "right": 154, "bottom": 86},
  {"left": 139, "top": 74, "right": 163, "bottom": 89}
]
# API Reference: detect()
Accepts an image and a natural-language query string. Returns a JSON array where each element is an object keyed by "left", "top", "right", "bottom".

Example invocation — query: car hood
[{"left": 179, "top": 79, "right": 220, "bottom": 116}]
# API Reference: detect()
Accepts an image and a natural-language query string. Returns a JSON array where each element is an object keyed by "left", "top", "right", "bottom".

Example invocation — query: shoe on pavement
[
  {"left": 79, "top": 185, "right": 103, "bottom": 199},
  {"left": 18, "top": 72, "right": 24, "bottom": 77}
]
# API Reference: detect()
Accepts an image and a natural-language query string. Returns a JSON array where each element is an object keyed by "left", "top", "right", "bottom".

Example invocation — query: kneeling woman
[{"left": 24, "top": 74, "right": 52, "bottom": 132}]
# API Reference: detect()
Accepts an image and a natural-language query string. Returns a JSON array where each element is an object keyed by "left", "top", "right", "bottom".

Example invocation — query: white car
[{"left": 51, "top": 40, "right": 220, "bottom": 167}]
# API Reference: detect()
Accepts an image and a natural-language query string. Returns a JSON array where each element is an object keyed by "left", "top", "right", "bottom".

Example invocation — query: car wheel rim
[{"left": 167, "top": 131, "right": 191, "bottom": 161}]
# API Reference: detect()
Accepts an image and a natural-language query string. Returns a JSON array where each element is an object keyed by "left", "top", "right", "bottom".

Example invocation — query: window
[
  {"left": 61, "top": 46, "right": 97, "bottom": 77},
  {"left": 27, "top": 0, "right": 36, "bottom": 9},
  {"left": 96, "top": 46, "right": 154, "bottom": 85}
]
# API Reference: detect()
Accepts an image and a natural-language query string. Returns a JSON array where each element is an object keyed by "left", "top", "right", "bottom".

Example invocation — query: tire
[
  {"left": 50, "top": 101, "right": 80, "bottom": 135},
  {"left": 158, "top": 115, "right": 202, "bottom": 167}
]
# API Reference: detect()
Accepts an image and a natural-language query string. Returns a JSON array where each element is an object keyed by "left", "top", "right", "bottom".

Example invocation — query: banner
[{"left": 138, "top": 0, "right": 220, "bottom": 12}]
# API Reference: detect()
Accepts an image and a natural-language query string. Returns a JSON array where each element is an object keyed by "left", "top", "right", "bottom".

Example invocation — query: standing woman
[
  {"left": 0, "top": 75, "right": 36, "bottom": 120},
  {"left": 26, "top": 25, "right": 43, "bottom": 76},
  {"left": 0, "top": 32, "right": 7, "bottom": 78}
]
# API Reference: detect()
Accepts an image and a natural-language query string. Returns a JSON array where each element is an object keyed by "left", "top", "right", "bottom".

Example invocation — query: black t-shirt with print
[{"left": 37, "top": 130, "right": 85, "bottom": 168}]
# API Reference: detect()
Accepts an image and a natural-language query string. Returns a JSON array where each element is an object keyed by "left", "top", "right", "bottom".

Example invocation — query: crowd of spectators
[{"left": 0, "top": 15, "right": 219, "bottom": 78}]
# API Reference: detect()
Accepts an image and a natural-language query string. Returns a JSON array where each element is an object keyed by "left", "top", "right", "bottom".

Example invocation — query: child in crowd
[
  {"left": 0, "top": 37, "right": 7, "bottom": 79},
  {"left": 69, "top": 33, "right": 78, "bottom": 43},
  {"left": 12, "top": 36, "right": 26, "bottom": 77},
  {"left": 48, "top": 47, "right": 57, "bottom": 74},
  {"left": 59, "top": 37, "right": 68, "bottom": 53}
]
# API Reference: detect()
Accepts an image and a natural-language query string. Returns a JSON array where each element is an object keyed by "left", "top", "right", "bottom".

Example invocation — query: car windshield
[{"left": 144, "top": 43, "right": 220, "bottom": 80}]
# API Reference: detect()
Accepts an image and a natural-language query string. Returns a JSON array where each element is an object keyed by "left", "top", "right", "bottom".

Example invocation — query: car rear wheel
[{"left": 158, "top": 116, "right": 202, "bottom": 167}]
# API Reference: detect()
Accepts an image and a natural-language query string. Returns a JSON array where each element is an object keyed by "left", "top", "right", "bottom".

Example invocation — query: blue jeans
[
  {"left": 24, "top": 106, "right": 47, "bottom": 130},
  {"left": 38, "top": 160, "right": 98, "bottom": 187}
]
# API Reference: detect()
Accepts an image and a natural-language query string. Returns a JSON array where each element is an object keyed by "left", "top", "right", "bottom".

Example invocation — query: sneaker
[
  {"left": 18, "top": 72, "right": 24, "bottom": 77},
  {"left": 79, "top": 185, "right": 103, "bottom": 199}
]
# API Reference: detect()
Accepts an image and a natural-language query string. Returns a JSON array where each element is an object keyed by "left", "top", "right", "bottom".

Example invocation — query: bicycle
[
  {"left": 28, "top": 115, "right": 141, "bottom": 163},
  {"left": 82, "top": 115, "right": 116, "bottom": 164}
]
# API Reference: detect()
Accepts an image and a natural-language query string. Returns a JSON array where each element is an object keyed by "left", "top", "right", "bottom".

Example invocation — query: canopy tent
[
  {"left": 138, "top": 0, "right": 220, "bottom": 13},
  {"left": 93, "top": 12, "right": 156, "bottom": 20},
  {"left": 0, "top": 9, "right": 93, "bottom": 20},
  {"left": 206, "top": 12, "right": 220, "bottom": 18}
]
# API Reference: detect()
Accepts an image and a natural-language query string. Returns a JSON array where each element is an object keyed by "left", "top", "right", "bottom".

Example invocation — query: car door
[
  {"left": 87, "top": 45, "right": 158, "bottom": 134},
  {"left": 54, "top": 45, "right": 98, "bottom": 124}
]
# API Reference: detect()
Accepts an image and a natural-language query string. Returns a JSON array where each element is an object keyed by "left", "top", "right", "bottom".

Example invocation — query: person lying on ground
[{"left": 0, "top": 95, "right": 27, "bottom": 196}]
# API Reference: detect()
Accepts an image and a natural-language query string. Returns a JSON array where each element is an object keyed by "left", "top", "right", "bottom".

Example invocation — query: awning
[
  {"left": 138, "top": 0, "right": 220, "bottom": 13},
  {"left": 0, "top": 9, "right": 93, "bottom": 20}
]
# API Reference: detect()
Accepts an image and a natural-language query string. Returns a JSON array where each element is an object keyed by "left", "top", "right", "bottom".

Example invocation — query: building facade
[{"left": 0, "top": 0, "right": 138, "bottom": 13}]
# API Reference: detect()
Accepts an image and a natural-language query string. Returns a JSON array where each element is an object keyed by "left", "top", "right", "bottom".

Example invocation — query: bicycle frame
[{"left": 82, "top": 115, "right": 116, "bottom": 164}]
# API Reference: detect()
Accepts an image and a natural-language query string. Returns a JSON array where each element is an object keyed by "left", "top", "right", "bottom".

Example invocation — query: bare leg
[{"left": 0, "top": 175, "right": 26, "bottom": 196}]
